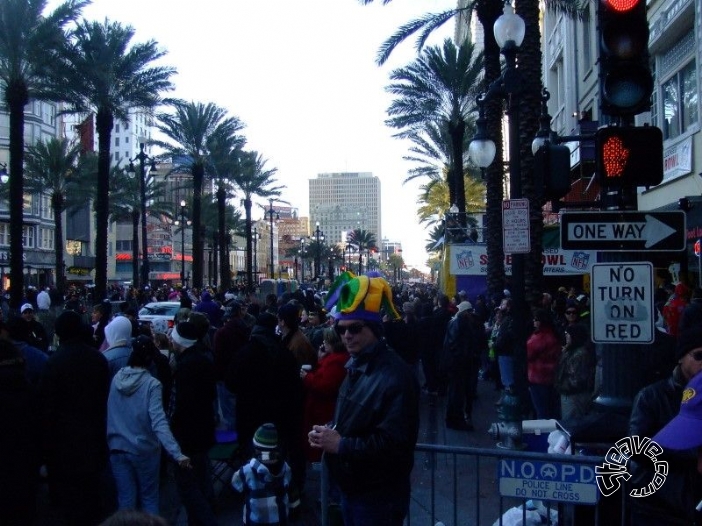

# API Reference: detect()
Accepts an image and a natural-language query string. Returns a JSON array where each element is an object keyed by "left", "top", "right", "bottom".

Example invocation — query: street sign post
[
  {"left": 498, "top": 459, "right": 598, "bottom": 504},
  {"left": 503, "top": 199, "right": 530, "bottom": 254},
  {"left": 591, "top": 262, "right": 654, "bottom": 344},
  {"left": 561, "top": 211, "right": 685, "bottom": 251}
]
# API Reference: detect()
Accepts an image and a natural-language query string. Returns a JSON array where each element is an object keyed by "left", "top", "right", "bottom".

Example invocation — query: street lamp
[
  {"left": 469, "top": 3, "right": 530, "bottom": 425},
  {"left": 300, "top": 238, "right": 306, "bottom": 284},
  {"left": 314, "top": 221, "right": 324, "bottom": 280},
  {"left": 268, "top": 199, "right": 280, "bottom": 279},
  {"left": 174, "top": 200, "right": 191, "bottom": 287},
  {"left": 253, "top": 228, "right": 260, "bottom": 281},
  {"left": 128, "top": 143, "right": 158, "bottom": 289},
  {"left": 0, "top": 163, "right": 8, "bottom": 184}
]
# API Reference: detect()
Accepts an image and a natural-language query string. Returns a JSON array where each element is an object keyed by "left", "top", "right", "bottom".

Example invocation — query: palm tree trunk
[
  {"left": 52, "top": 195, "right": 66, "bottom": 297},
  {"left": 132, "top": 209, "right": 140, "bottom": 286},
  {"left": 449, "top": 119, "right": 467, "bottom": 217},
  {"left": 6, "top": 79, "right": 28, "bottom": 312},
  {"left": 477, "top": 0, "right": 507, "bottom": 301},
  {"left": 244, "top": 198, "right": 253, "bottom": 291},
  {"left": 516, "top": 0, "right": 545, "bottom": 307},
  {"left": 191, "top": 164, "right": 204, "bottom": 288},
  {"left": 94, "top": 109, "right": 113, "bottom": 304},
  {"left": 217, "top": 186, "right": 228, "bottom": 290}
]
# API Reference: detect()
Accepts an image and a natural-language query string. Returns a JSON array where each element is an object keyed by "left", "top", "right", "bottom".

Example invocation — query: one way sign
[{"left": 561, "top": 211, "right": 686, "bottom": 251}]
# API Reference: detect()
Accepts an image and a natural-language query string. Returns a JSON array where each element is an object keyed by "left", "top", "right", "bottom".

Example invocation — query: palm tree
[
  {"left": 348, "top": 229, "right": 377, "bottom": 274},
  {"left": 230, "top": 151, "right": 284, "bottom": 291},
  {"left": 61, "top": 19, "right": 175, "bottom": 303},
  {"left": 155, "top": 100, "right": 244, "bottom": 289},
  {"left": 0, "top": 0, "right": 88, "bottom": 310},
  {"left": 23, "top": 137, "right": 85, "bottom": 296},
  {"left": 207, "top": 131, "right": 246, "bottom": 290},
  {"left": 386, "top": 38, "right": 483, "bottom": 216}
]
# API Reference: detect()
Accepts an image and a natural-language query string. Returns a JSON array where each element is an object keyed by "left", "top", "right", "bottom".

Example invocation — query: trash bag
[{"left": 492, "top": 500, "right": 558, "bottom": 526}]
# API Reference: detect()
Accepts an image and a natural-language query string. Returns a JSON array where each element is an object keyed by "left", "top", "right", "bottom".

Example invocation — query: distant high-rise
[{"left": 309, "top": 172, "right": 381, "bottom": 246}]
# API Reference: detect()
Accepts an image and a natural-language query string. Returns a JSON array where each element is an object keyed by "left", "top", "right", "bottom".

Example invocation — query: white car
[{"left": 137, "top": 301, "right": 181, "bottom": 330}]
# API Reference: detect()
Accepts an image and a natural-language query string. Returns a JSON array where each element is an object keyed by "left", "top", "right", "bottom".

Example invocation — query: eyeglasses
[
  {"left": 566, "top": 310, "right": 577, "bottom": 315},
  {"left": 689, "top": 350, "right": 702, "bottom": 361},
  {"left": 335, "top": 322, "right": 366, "bottom": 336}
]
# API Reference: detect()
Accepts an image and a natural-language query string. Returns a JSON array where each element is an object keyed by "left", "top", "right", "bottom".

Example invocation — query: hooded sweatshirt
[
  {"left": 107, "top": 366, "right": 185, "bottom": 460},
  {"left": 103, "top": 317, "right": 133, "bottom": 379}
]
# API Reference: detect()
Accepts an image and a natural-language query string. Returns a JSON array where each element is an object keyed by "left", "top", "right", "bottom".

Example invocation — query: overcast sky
[{"left": 51, "top": 0, "right": 458, "bottom": 270}]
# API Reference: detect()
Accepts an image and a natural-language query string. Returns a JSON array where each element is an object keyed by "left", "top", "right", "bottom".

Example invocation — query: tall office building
[{"left": 309, "top": 172, "right": 381, "bottom": 247}]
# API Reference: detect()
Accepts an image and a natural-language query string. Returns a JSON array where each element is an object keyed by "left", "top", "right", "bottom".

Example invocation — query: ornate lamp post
[
  {"left": 0, "top": 163, "right": 8, "bottom": 183},
  {"left": 128, "top": 143, "right": 157, "bottom": 289},
  {"left": 253, "top": 228, "right": 260, "bottom": 282},
  {"left": 469, "top": 4, "right": 532, "bottom": 423},
  {"left": 300, "top": 238, "right": 306, "bottom": 284},
  {"left": 268, "top": 199, "right": 280, "bottom": 279},
  {"left": 174, "top": 200, "right": 191, "bottom": 287},
  {"left": 314, "top": 221, "right": 324, "bottom": 280}
]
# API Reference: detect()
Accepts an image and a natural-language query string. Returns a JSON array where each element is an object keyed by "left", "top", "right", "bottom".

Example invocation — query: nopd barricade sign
[
  {"left": 498, "top": 459, "right": 598, "bottom": 504},
  {"left": 591, "top": 262, "right": 654, "bottom": 344}
]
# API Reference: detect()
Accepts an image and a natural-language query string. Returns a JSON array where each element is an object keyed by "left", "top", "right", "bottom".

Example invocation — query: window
[
  {"left": 114, "top": 151, "right": 120, "bottom": 161},
  {"left": 0, "top": 223, "right": 7, "bottom": 246},
  {"left": 115, "top": 123, "right": 120, "bottom": 133},
  {"left": 32, "top": 196, "right": 40, "bottom": 216},
  {"left": 659, "top": 30, "right": 698, "bottom": 141},
  {"left": 22, "top": 226, "right": 35, "bottom": 248},
  {"left": 115, "top": 136, "right": 120, "bottom": 147},
  {"left": 39, "top": 227, "right": 53, "bottom": 250}
]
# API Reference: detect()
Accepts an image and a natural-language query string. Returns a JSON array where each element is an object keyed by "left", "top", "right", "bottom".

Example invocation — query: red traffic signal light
[
  {"left": 596, "top": 126, "right": 663, "bottom": 187},
  {"left": 598, "top": 0, "right": 652, "bottom": 117}
]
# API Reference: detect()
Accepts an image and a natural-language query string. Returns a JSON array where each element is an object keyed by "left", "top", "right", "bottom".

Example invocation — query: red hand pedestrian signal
[
  {"left": 596, "top": 127, "right": 663, "bottom": 187},
  {"left": 600, "top": 135, "right": 630, "bottom": 178}
]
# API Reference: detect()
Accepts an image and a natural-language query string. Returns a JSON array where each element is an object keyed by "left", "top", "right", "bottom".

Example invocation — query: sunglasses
[
  {"left": 335, "top": 322, "right": 366, "bottom": 336},
  {"left": 566, "top": 310, "right": 577, "bottom": 315},
  {"left": 689, "top": 350, "right": 702, "bottom": 361}
]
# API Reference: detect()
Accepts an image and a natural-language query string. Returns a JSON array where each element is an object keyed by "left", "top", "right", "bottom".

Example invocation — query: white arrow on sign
[{"left": 567, "top": 214, "right": 676, "bottom": 248}]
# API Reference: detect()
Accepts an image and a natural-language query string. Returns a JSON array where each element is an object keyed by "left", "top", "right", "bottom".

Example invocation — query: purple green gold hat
[
  {"left": 653, "top": 372, "right": 702, "bottom": 450},
  {"left": 325, "top": 271, "right": 399, "bottom": 322}
]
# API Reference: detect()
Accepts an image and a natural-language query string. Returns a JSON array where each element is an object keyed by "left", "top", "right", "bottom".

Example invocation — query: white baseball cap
[{"left": 20, "top": 303, "right": 34, "bottom": 313}]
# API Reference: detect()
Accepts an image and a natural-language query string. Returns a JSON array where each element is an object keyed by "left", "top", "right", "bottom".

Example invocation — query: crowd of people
[{"left": 3, "top": 276, "right": 702, "bottom": 525}]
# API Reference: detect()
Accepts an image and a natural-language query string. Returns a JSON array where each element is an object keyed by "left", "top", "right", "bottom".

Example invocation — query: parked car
[{"left": 137, "top": 301, "right": 181, "bottom": 330}]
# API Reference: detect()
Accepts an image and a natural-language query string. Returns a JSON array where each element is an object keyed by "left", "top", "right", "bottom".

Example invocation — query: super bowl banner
[{"left": 450, "top": 244, "right": 595, "bottom": 276}]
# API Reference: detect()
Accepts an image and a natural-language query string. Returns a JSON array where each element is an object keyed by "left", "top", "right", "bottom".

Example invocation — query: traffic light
[
  {"left": 534, "top": 143, "right": 572, "bottom": 201},
  {"left": 596, "top": 126, "right": 663, "bottom": 186},
  {"left": 598, "top": 0, "right": 653, "bottom": 118}
]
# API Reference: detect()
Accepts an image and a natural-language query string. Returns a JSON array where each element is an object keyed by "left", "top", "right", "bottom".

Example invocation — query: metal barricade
[{"left": 321, "top": 443, "right": 622, "bottom": 526}]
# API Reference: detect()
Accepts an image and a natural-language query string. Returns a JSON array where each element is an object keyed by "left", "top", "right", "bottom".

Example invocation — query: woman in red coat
[
  {"left": 526, "top": 309, "right": 562, "bottom": 419},
  {"left": 300, "top": 327, "right": 349, "bottom": 462}
]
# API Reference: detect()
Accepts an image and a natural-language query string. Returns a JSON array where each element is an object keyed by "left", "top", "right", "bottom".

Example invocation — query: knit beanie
[
  {"left": 325, "top": 271, "right": 399, "bottom": 322},
  {"left": 253, "top": 423, "right": 278, "bottom": 450},
  {"left": 676, "top": 327, "right": 702, "bottom": 361}
]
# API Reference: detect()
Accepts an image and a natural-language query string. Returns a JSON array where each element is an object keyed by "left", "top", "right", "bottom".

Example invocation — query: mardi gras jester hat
[{"left": 325, "top": 271, "right": 399, "bottom": 322}]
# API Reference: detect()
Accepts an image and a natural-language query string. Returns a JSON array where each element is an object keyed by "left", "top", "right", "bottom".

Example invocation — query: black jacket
[
  {"left": 325, "top": 339, "right": 420, "bottom": 496},
  {"left": 225, "top": 325, "right": 302, "bottom": 454},
  {"left": 171, "top": 345, "right": 216, "bottom": 455},
  {"left": 629, "top": 368, "right": 702, "bottom": 524}
]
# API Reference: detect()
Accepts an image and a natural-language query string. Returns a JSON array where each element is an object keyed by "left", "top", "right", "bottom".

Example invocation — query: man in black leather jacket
[
  {"left": 629, "top": 327, "right": 702, "bottom": 525},
  {"left": 309, "top": 274, "right": 420, "bottom": 526}
]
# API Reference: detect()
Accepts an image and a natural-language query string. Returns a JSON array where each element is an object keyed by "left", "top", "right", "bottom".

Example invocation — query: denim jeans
[
  {"left": 498, "top": 356, "right": 515, "bottom": 388},
  {"left": 528, "top": 383, "right": 560, "bottom": 420},
  {"left": 110, "top": 450, "right": 161, "bottom": 514},
  {"left": 340, "top": 482, "right": 409, "bottom": 526},
  {"left": 216, "top": 382, "right": 236, "bottom": 431},
  {"left": 174, "top": 451, "right": 217, "bottom": 526}
]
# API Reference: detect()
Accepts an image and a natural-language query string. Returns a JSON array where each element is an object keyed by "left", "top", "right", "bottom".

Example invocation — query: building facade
[{"left": 309, "top": 172, "right": 382, "bottom": 247}]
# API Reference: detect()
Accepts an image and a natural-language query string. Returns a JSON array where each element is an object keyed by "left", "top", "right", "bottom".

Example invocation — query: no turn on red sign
[{"left": 591, "top": 262, "right": 654, "bottom": 344}]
